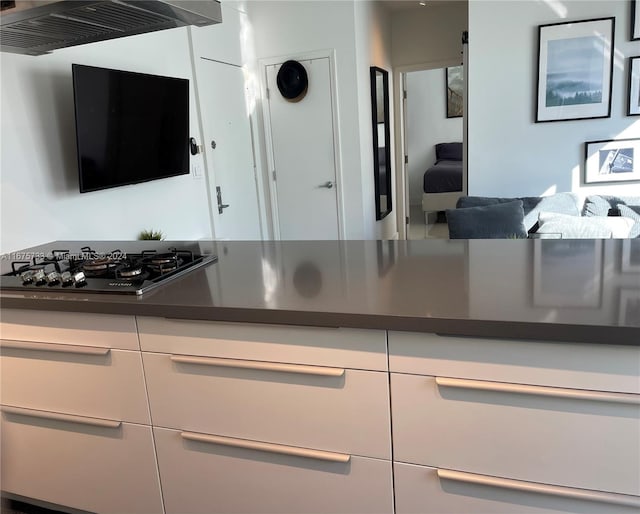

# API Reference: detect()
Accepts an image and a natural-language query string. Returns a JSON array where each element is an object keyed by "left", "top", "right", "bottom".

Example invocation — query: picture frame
[
  {"left": 633, "top": 0, "right": 640, "bottom": 40},
  {"left": 536, "top": 17, "right": 614, "bottom": 122},
  {"left": 584, "top": 138, "right": 640, "bottom": 184},
  {"left": 533, "top": 240, "right": 602, "bottom": 308},
  {"left": 628, "top": 56, "right": 640, "bottom": 116},
  {"left": 618, "top": 289, "right": 640, "bottom": 327},
  {"left": 446, "top": 65, "right": 463, "bottom": 118},
  {"left": 621, "top": 239, "right": 640, "bottom": 272}
]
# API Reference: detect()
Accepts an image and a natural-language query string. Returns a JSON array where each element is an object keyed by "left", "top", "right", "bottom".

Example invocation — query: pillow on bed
[
  {"left": 446, "top": 200, "right": 527, "bottom": 239},
  {"left": 435, "top": 142, "right": 462, "bottom": 161}
]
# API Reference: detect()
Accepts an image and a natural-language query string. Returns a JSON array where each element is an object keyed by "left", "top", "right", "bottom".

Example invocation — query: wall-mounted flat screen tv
[{"left": 72, "top": 64, "right": 189, "bottom": 193}]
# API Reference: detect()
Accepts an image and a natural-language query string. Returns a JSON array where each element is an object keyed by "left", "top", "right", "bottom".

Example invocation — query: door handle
[
  {"left": 436, "top": 469, "right": 640, "bottom": 508},
  {"left": 435, "top": 376, "right": 640, "bottom": 405},
  {"left": 216, "top": 186, "right": 230, "bottom": 214},
  {"left": 2, "top": 406, "right": 121, "bottom": 429},
  {"left": 170, "top": 355, "right": 345, "bottom": 377},
  {"left": 1, "top": 339, "right": 110, "bottom": 356},
  {"left": 180, "top": 432, "right": 351, "bottom": 463},
  {"left": 319, "top": 181, "right": 334, "bottom": 189}
]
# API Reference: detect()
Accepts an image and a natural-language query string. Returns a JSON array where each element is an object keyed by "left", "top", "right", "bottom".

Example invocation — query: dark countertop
[{"left": 1, "top": 239, "right": 639, "bottom": 345}]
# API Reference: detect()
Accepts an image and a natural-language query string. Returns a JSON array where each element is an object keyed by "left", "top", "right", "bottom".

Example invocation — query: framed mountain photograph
[
  {"left": 536, "top": 17, "right": 614, "bottom": 122},
  {"left": 633, "top": 0, "right": 640, "bottom": 40}
]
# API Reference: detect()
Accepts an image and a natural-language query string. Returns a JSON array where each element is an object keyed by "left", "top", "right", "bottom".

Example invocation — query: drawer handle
[
  {"left": 435, "top": 377, "right": 640, "bottom": 405},
  {"left": 170, "top": 355, "right": 345, "bottom": 377},
  {"left": 1, "top": 406, "right": 121, "bottom": 429},
  {"left": 1, "top": 340, "right": 110, "bottom": 356},
  {"left": 180, "top": 431, "right": 351, "bottom": 463},
  {"left": 437, "top": 469, "right": 640, "bottom": 508}
]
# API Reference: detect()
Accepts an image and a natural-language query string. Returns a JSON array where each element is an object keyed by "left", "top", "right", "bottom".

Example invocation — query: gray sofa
[{"left": 446, "top": 193, "right": 640, "bottom": 239}]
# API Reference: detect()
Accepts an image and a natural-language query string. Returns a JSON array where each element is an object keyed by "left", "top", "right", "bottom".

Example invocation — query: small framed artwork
[
  {"left": 446, "top": 65, "right": 463, "bottom": 118},
  {"left": 536, "top": 17, "right": 614, "bottom": 122},
  {"left": 618, "top": 289, "right": 640, "bottom": 327},
  {"left": 628, "top": 56, "right": 640, "bottom": 115},
  {"left": 622, "top": 239, "right": 640, "bottom": 272},
  {"left": 584, "top": 138, "right": 640, "bottom": 184},
  {"left": 633, "top": 0, "right": 640, "bottom": 40},
  {"left": 533, "top": 240, "right": 602, "bottom": 308}
]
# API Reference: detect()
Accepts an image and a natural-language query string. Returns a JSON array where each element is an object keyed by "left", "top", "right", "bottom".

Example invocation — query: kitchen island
[{"left": 1, "top": 239, "right": 639, "bottom": 514}]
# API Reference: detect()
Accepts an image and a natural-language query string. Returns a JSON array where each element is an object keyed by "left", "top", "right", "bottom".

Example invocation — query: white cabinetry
[
  {"left": 1, "top": 309, "right": 637, "bottom": 514},
  {"left": 389, "top": 331, "right": 640, "bottom": 514},
  {"left": 0, "top": 310, "right": 163, "bottom": 514},
  {"left": 138, "top": 316, "right": 393, "bottom": 514}
]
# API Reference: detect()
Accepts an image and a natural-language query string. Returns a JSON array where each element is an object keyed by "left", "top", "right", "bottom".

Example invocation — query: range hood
[{"left": 0, "top": 0, "right": 222, "bottom": 56}]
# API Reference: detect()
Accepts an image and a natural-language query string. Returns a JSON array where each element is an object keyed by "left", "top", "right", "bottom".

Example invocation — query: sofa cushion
[
  {"left": 582, "top": 195, "right": 640, "bottom": 217},
  {"left": 435, "top": 142, "right": 462, "bottom": 161},
  {"left": 618, "top": 205, "right": 640, "bottom": 238},
  {"left": 457, "top": 193, "right": 580, "bottom": 232},
  {"left": 537, "top": 212, "right": 635, "bottom": 239},
  {"left": 446, "top": 200, "right": 527, "bottom": 239}
]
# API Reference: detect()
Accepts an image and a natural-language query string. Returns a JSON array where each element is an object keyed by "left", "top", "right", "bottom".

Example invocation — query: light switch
[{"left": 192, "top": 162, "right": 203, "bottom": 178}]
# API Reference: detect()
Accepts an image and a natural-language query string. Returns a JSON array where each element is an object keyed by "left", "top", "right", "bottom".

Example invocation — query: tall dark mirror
[{"left": 370, "top": 66, "right": 392, "bottom": 221}]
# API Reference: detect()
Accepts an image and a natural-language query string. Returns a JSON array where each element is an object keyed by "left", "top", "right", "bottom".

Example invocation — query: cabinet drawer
[
  {"left": 137, "top": 316, "right": 387, "bottom": 371},
  {"left": 388, "top": 331, "right": 640, "bottom": 394},
  {"left": 0, "top": 309, "right": 138, "bottom": 350},
  {"left": 1, "top": 407, "right": 163, "bottom": 514},
  {"left": 391, "top": 373, "right": 640, "bottom": 496},
  {"left": 394, "top": 463, "right": 639, "bottom": 514},
  {"left": 143, "top": 352, "right": 390, "bottom": 459},
  {"left": 1, "top": 341, "right": 150, "bottom": 424},
  {"left": 154, "top": 427, "right": 393, "bottom": 514}
]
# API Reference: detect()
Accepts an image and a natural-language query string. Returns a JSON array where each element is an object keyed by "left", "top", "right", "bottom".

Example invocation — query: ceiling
[{"left": 381, "top": 0, "right": 463, "bottom": 11}]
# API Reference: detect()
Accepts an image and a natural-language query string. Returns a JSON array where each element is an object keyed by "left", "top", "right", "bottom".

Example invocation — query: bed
[{"left": 421, "top": 142, "right": 466, "bottom": 217}]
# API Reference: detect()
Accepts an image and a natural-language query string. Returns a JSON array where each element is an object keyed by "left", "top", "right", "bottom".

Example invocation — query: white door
[
  {"left": 197, "top": 59, "right": 262, "bottom": 240},
  {"left": 265, "top": 57, "right": 340, "bottom": 240}
]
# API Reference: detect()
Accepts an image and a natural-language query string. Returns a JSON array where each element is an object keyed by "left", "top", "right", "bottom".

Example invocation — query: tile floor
[{"left": 407, "top": 205, "right": 449, "bottom": 240}]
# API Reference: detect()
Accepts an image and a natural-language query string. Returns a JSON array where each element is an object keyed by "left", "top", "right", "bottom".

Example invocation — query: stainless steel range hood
[{"left": 0, "top": 0, "right": 222, "bottom": 56}]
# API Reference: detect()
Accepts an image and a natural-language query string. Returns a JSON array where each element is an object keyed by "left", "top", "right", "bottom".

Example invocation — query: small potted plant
[{"left": 138, "top": 229, "right": 165, "bottom": 241}]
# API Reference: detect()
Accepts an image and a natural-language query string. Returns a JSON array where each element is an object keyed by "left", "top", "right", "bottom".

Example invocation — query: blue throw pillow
[{"left": 446, "top": 200, "right": 527, "bottom": 239}]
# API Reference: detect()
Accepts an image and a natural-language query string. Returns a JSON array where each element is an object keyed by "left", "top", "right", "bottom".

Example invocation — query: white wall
[
  {"left": 0, "top": 28, "right": 212, "bottom": 253},
  {"left": 391, "top": 1, "right": 468, "bottom": 68},
  {"left": 406, "top": 68, "right": 463, "bottom": 205},
  {"left": 468, "top": 0, "right": 640, "bottom": 199},
  {"left": 245, "top": 0, "right": 370, "bottom": 239},
  {"left": 354, "top": 1, "right": 396, "bottom": 239}
]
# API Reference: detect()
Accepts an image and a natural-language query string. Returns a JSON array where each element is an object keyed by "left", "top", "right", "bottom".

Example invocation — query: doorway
[
  {"left": 405, "top": 65, "right": 464, "bottom": 239},
  {"left": 394, "top": 39, "right": 468, "bottom": 240}
]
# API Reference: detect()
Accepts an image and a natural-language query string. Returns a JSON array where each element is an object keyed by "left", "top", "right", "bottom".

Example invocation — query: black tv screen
[{"left": 72, "top": 64, "right": 189, "bottom": 193}]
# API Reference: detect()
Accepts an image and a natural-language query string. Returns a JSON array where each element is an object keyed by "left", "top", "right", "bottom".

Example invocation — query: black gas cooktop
[{"left": 0, "top": 245, "right": 217, "bottom": 295}]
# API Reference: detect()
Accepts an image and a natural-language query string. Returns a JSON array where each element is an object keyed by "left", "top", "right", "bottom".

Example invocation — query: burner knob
[
  {"left": 20, "top": 270, "right": 35, "bottom": 284},
  {"left": 61, "top": 271, "right": 73, "bottom": 286},
  {"left": 73, "top": 271, "right": 87, "bottom": 287},
  {"left": 32, "top": 268, "right": 46, "bottom": 285},
  {"left": 46, "top": 271, "right": 61, "bottom": 285}
]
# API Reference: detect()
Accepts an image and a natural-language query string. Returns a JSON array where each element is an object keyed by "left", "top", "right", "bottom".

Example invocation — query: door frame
[
  {"left": 188, "top": 27, "right": 267, "bottom": 240},
  {"left": 258, "top": 49, "right": 345, "bottom": 240},
  {"left": 392, "top": 56, "right": 467, "bottom": 240}
]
